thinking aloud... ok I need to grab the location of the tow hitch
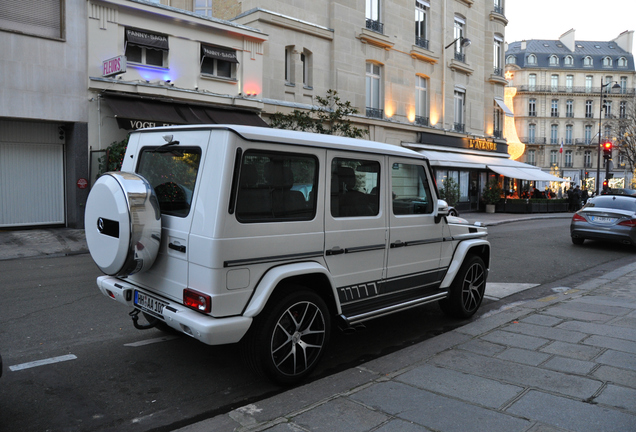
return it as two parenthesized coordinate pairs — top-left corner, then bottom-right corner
(129, 308), (159, 330)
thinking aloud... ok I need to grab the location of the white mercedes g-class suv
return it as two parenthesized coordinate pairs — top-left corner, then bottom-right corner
(85, 125), (489, 384)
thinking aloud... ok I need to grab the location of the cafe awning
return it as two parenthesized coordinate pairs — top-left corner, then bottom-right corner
(417, 148), (566, 182)
(125, 28), (169, 50)
(201, 45), (239, 63)
(103, 94), (268, 130)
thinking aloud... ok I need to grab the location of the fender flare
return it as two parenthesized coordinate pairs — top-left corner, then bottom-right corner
(243, 262), (338, 318)
(440, 239), (490, 288)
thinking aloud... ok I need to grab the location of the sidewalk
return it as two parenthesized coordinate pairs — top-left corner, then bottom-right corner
(0, 212), (573, 261)
(177, 260), (636, 432)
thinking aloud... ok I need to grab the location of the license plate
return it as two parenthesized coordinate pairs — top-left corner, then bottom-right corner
(134, 291), (167, 318)
(591, 216), (616, 224)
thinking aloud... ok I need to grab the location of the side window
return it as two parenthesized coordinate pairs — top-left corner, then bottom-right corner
(392, 163), (433, 215)
(235, 150), (317, 222)
(137, 147), (202, 217)
(330, 158), (380, 218)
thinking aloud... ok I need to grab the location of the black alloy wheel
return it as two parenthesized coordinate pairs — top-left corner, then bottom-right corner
(439, 255), (486, 319)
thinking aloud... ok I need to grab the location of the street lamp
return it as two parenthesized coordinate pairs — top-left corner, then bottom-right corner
(596, 81), (621, 194)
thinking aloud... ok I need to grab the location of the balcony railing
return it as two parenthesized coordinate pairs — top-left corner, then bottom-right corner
(453, 122), (465, 133)
(566, 112), (574, 118)
(415, 36), (429, 50)
(366, 19), (384, 34)
(415, 115), (429, 126)
(518, 85), (636, 95)
(492, 129), (502, 139)
(366, 107), (383, 119)
(564, 163), (573, 168)
(585, 112), (594, 118)
(493, 67), (503, 76)
(528, 111), (537, 117)
(493, 5), (504, 15)
(454, 51), (466, 62)
(551, 111), (559, 117)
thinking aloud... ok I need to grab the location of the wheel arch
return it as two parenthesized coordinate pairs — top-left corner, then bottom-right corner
(242, 262), (340, 318)
(440, 240), (490, 288)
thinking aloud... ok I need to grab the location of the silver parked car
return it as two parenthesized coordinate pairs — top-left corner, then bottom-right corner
(570, 195), (636, 247)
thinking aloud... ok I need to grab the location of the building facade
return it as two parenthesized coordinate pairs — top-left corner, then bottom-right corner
(206, 0), (515, 212)
(0, 0), (89, 228)
(505, 29), (636, 192)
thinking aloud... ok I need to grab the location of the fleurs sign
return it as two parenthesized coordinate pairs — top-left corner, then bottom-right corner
(102, 55), (127, 77)
(468, 138), (497, 152)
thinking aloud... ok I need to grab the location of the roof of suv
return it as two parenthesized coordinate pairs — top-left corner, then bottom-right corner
(137, 124), (426, 160)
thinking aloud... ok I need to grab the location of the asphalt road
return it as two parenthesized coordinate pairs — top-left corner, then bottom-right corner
(0, 219), (634, 432)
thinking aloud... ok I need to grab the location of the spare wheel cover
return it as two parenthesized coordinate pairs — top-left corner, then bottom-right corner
(85, 172), (161, 276)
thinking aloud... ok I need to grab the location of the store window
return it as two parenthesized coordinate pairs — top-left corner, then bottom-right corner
(435, 170), (469, 203)
(125, 28), (168, 67)
(201, 44), (238, 79)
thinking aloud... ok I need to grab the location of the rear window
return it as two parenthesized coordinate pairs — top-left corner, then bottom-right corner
(586, 196), (636, 212)
(137, 147), (202, 217)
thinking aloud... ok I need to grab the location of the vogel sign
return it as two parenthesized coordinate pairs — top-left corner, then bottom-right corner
(102, 55), (127, 77)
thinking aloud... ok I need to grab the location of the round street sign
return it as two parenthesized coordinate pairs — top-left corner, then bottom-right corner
(77, 178), (88, 189)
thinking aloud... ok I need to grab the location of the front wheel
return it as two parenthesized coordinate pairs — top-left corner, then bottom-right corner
(439, 255), (487, 319)
(242, 288), (331, 385)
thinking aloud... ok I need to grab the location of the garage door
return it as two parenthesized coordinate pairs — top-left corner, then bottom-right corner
(0, 120), (64, 227)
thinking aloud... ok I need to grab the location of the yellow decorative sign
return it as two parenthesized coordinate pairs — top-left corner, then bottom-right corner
(468, 139), (497, 152)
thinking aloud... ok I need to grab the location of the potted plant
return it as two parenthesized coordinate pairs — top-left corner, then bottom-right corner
(482, 179), (503, 213)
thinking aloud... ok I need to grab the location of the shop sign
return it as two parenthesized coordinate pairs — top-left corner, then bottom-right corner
(468, 138), (497, 152)
(116, 118), (178, 130)
(102, 55), (127, 77)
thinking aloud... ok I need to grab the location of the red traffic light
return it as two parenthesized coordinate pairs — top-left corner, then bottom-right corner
(602, 141), (613, 158)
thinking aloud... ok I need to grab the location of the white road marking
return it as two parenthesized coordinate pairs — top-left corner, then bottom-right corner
(124, 335), (178, 347)
(485, 282), (539, 300)
(9, 354), (77, 371)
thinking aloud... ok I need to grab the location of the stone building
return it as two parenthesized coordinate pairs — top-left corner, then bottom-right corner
(164, 0), (527, 212)
(505, 29), (636, 192)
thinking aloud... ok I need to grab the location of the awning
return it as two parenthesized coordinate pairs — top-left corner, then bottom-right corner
(417, 148), (567, 182)
(487, 165), (566, 182)
(125, 28), (169, 50)
(495, 98), (514, 117)
(201, 45), (239, 63)
(103, 95), (268, 130)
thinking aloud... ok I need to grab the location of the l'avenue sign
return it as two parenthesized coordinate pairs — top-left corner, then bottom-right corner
(468, 138), (497, 152)
(102, 55), (127, 77)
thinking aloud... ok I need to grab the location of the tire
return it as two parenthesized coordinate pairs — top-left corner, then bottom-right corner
(242, 288), (331, 386)
(439, 255), (487, 319)
(571, 237), (585, 245)
(85, 172), (161, 276)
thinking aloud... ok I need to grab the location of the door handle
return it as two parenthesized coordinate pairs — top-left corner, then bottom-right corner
(326, 247), (345, 256)
(390, 240), (406, 248)
(169, 242), (186, 253)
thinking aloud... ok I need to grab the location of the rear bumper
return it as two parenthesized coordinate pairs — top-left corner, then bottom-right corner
(96, 276), (252, 345)
(570, 224), (636, 245)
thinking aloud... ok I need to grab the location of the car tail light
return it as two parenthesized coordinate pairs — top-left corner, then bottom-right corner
(183, 289), (211, 313)
(618, 219), (636, 227)
(572, 213), (586, 222)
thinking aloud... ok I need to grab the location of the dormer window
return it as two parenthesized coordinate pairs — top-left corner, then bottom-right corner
(583, 56), (593, 67)
(618, 57), (628, 67)
(564, 55), (573, 66)
(549, 55), (559, 66)
(506, 55), (516, 65)
(603, 56), (613, 67)
(528, 54), (537, 65)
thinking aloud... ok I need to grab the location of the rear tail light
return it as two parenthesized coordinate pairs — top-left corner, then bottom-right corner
(618, 219), (636, 227)
(572, 213), (586, 222)
(183, 289), (212, 313)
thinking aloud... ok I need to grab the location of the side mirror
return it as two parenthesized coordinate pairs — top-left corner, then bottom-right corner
(435, 199), (449, 223)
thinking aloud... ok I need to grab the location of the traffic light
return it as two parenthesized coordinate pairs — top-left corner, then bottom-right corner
(602, 179), (609, 192)
(602, 141), (613, 159)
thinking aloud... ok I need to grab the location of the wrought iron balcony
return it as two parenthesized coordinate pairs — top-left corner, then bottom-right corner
(366, 107), (383, 119)
(493, 67), (503, 77)
(517, 85), (636, 95)
(493, 5), (504, 15)
(453, 122), (465, 133)
(492, 129), (502, 139)
(528, 111), (537, 117)
(454, 51), (466, 62)
(415, 37), (429, 50)
(585, 112), (594, 118)
(415, 115), (429, 126)
(566, 112), (574, 118)
(564, 162), (573, 168)
(366, 19), (384, 34)
(551, 111), (559, 117)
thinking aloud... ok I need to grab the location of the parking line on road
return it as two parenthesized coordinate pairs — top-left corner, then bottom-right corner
(9, 354), (77, 371)
(124, 335), (179, 347)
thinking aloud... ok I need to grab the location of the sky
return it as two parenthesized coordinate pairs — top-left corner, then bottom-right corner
(504, 0), (636, 44)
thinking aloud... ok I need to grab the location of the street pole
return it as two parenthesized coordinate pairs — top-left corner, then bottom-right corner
(596, 81), (621, 194)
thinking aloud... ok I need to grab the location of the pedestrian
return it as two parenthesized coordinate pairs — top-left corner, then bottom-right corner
(566, 186), (574, 211)
(581, 186), (589, 205)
